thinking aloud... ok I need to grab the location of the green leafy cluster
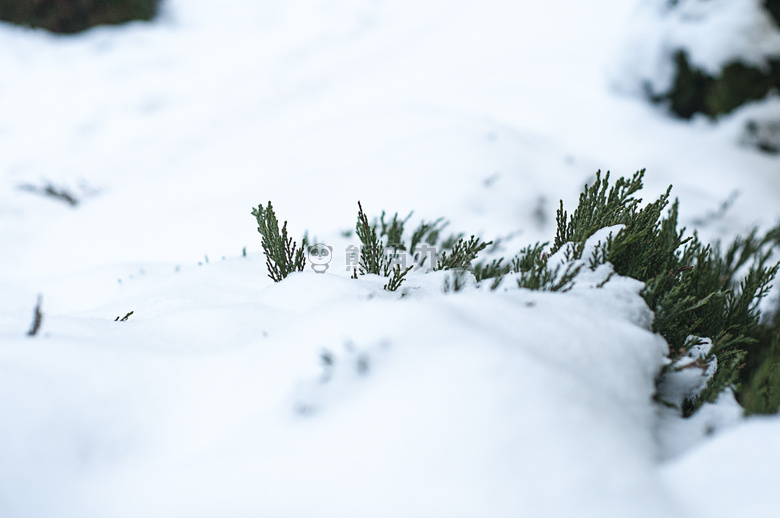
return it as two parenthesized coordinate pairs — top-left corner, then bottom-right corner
(477, 170), (780, 415)
(473, 258), (511, 283)
(663, 232), (780, 414)
(355, 202), (387, 276)
(434, 235), (491, 271)
(251, 202), (306, 282)
(252, 176), (780, 416)
(474, 237), (585, 292)
(442, 269), (470, 293)
(740, 305), (780, 414)
(354, 202), (490, 291)
(384, 265), (413, 292)
(516, 245), (582, 292)
(552, 170), (681, 285)
(354, 202), (415, 291)
(0, 0), (159, 34)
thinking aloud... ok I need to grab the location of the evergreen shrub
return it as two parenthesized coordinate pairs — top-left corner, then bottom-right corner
(0, 0), (160, 34)
(765, 0), (780, 27)
(251, 202), (306, 282)
(646, 1), (780, 121)
(480, 170), (780, 415)
(659, 50), (780, 120)
(253, 172), (780, 415)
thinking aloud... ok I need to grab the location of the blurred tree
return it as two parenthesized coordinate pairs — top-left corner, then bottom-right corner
(0, 0), (159, 34)
(652, 1), (780, 121)
(667, 51), (780, 120)
(766, 0), (780, 27)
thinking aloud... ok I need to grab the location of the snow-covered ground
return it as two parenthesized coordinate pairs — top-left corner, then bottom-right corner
(1, 1), (779, 516)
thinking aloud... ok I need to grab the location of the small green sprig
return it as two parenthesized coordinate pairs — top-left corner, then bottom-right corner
(252, 201), (306, 282)
(435, 235), (491, 271)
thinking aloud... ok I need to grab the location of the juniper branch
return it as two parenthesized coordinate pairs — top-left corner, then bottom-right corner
(252, 201), (306, 282)
(356, 201), (385, 275)
(435, 235), (491, 271)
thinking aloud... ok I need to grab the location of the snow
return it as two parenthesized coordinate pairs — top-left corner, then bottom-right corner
(2, 260), (680, 517)
(657, 336), (717, 409)
(664, 416), (780, 518)
(1, 1), (780, 517)
(655, 389), (744, 461)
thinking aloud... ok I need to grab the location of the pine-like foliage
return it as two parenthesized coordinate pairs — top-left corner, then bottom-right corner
(740, 303), (780, 414)
(434, 236), (491, 271)
(410, 218), (447, 253)
(384, 264), (414, 292)
(380, 210), (413, 250)
(553, 170), (679, 284)
(356, 202), (386, 276)
(626, 218), (778, 414)
(554, 171), (644, 251)
(442, 269), (470, 293)
(251, 202), (306, 282)
(473, 258), (512, 290)
(474, 239), (581, 292)
(515, 244), (582, 292)
(473, 258), (511, 282)
(355, 202), (414, 291)
(354, 202), (492, 291)
(252, 179), (780, 416)
(484, 169), (780, 415)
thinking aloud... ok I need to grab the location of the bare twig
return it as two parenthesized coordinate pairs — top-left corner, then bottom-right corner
(27, 295), (43, 336)
(115, 311), (134, 322)
(18, 182), (79, 207)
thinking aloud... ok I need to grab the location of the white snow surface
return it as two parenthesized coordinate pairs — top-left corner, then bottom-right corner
(2, 1), (780, 517)
(2, 264), (678, 517)
(664, 415), (780, 518)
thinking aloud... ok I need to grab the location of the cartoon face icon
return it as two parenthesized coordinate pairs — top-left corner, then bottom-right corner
(308, 243), (333, 273)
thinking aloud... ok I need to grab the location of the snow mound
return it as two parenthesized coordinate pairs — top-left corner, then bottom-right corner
(663, 416), (780, 518)
(0, 253), (680, 517)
